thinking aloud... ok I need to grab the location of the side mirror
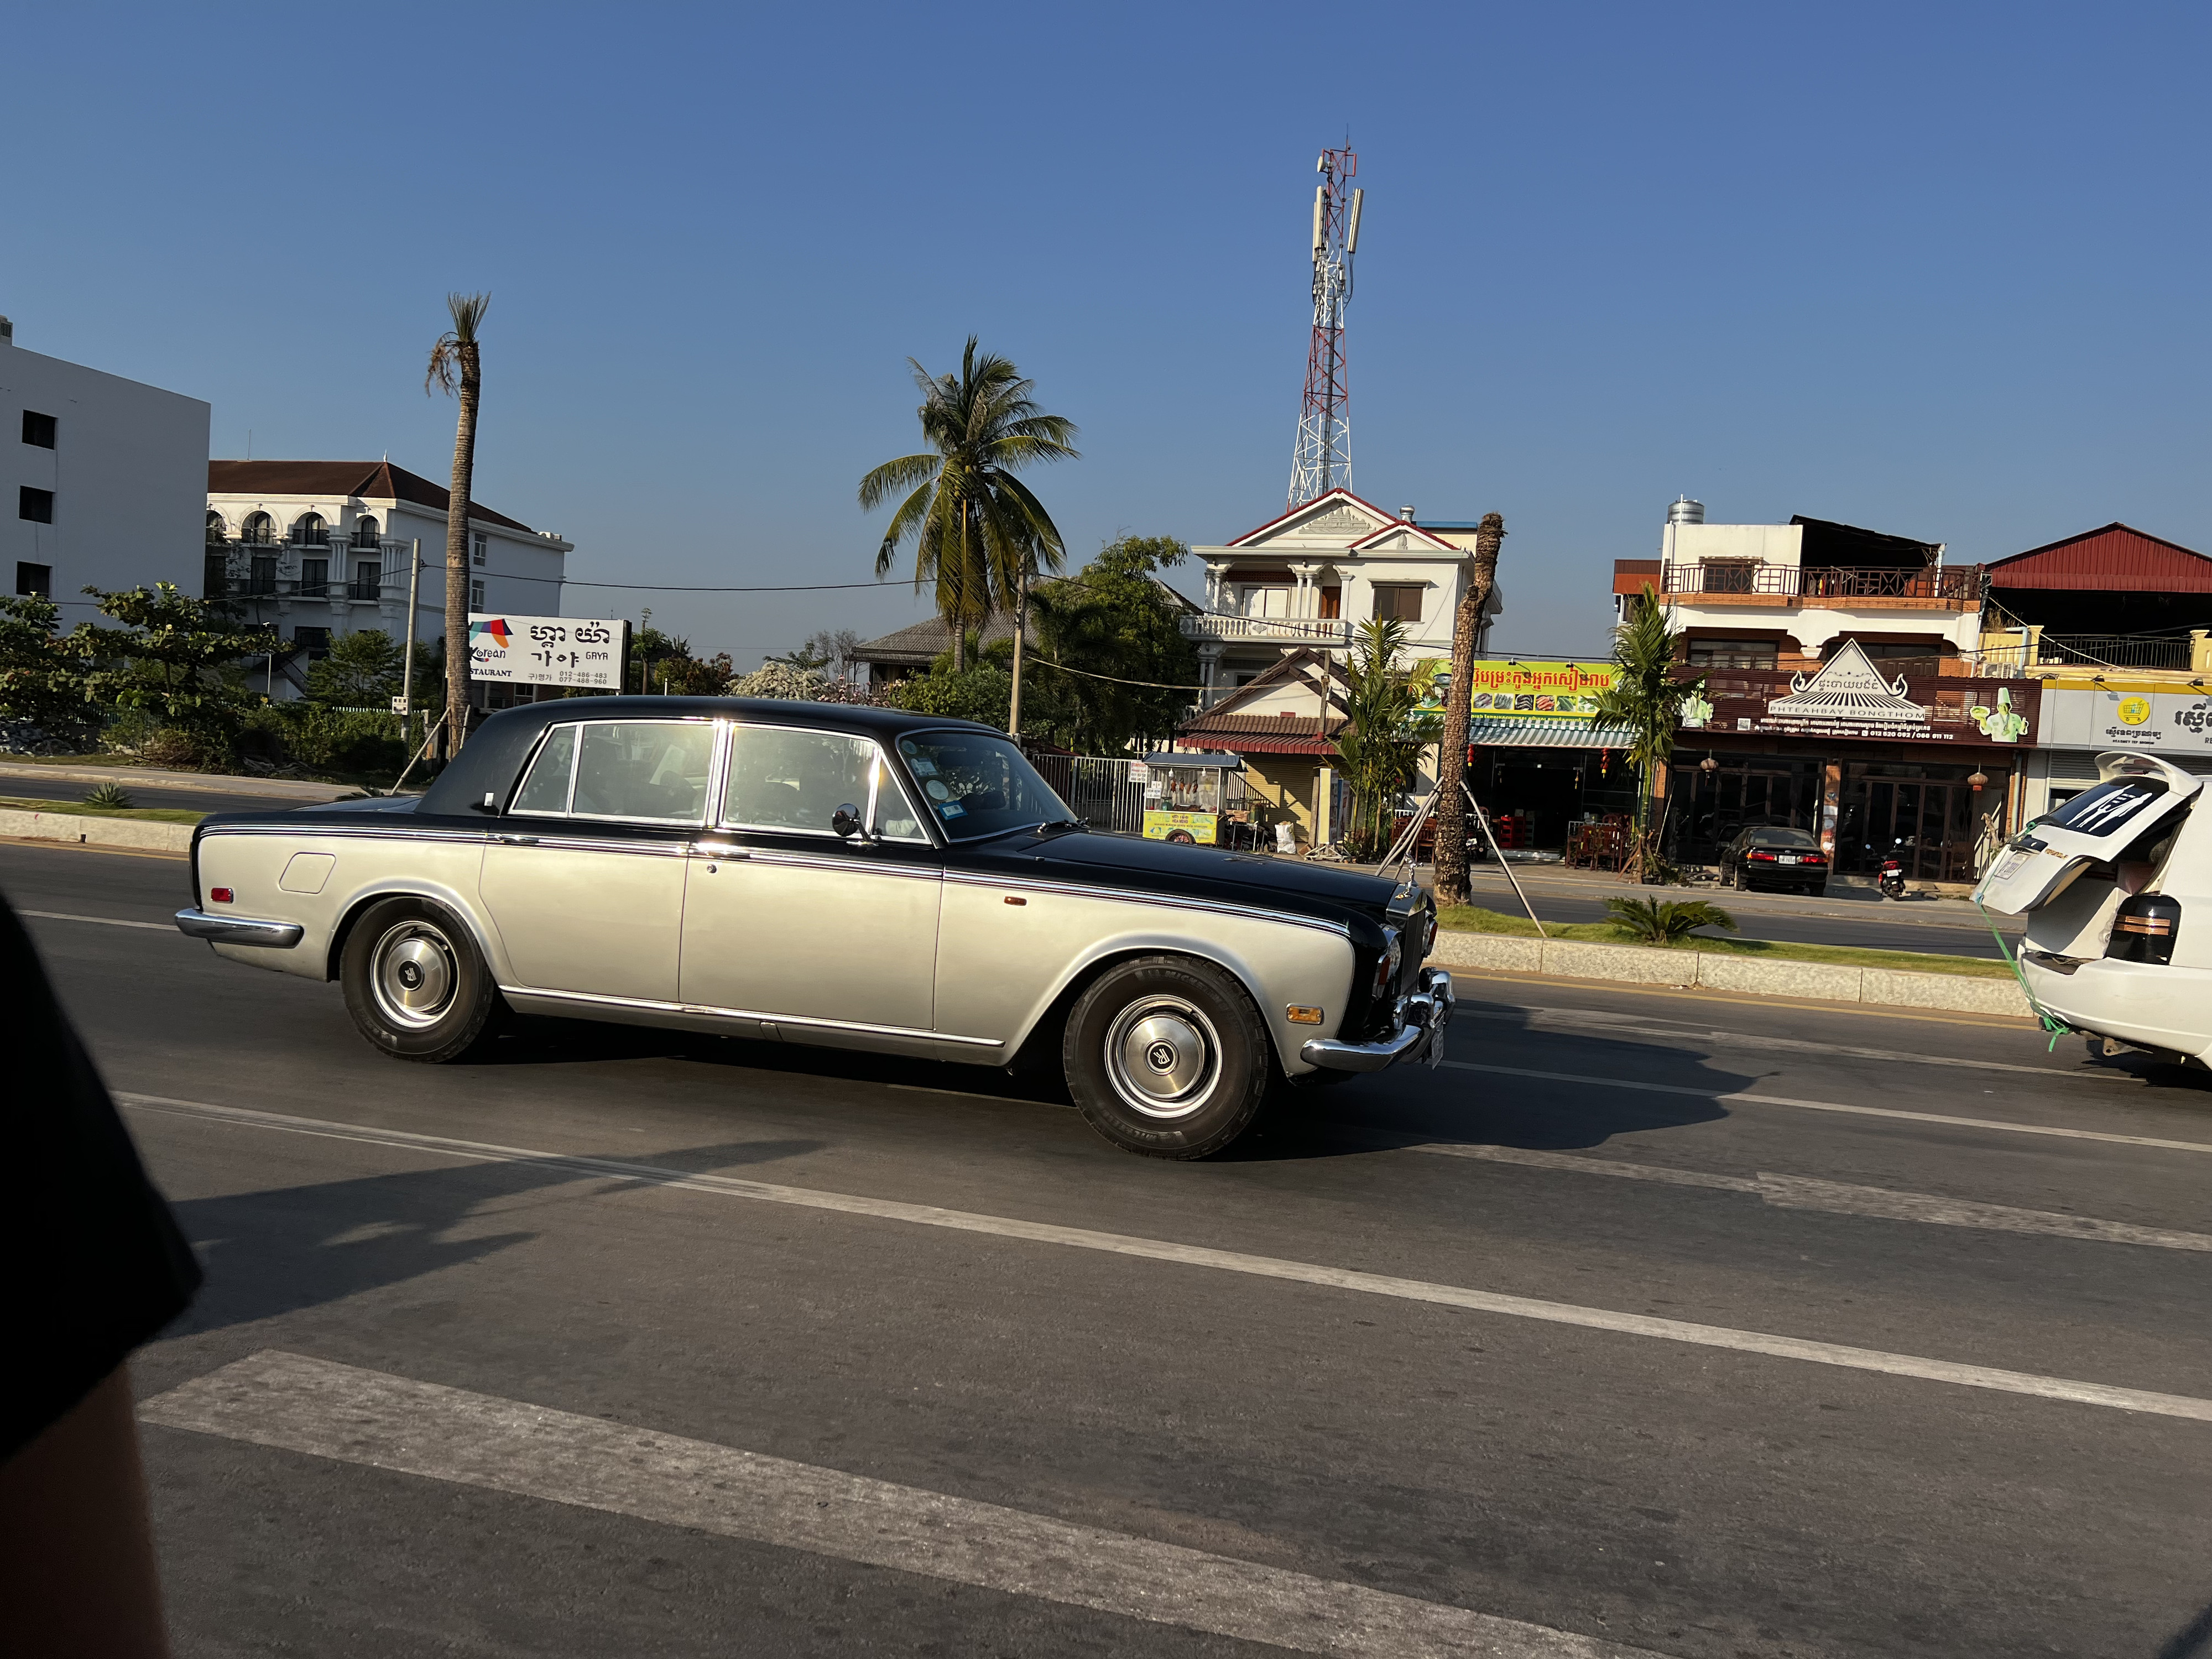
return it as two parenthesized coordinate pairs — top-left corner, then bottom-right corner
(831, 804), (864, 839)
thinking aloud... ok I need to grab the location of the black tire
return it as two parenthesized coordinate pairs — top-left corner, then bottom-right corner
(1166, 830), (1196, 845)
(1062, 955), (1273, 1159)
(341, 896), (503, 1063)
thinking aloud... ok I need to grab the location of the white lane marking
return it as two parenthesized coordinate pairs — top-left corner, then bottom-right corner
(143, 1352), (1656, 1659)
(1411, 1144), (2212, 1250)
(20, 908), (175, 931)
(1452, 1005), (2121, 1081)
(1443, 1061), (2212, 1155)
(119, 1092), (2212, 1423)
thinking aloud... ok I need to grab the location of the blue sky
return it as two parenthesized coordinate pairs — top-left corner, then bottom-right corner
(7, 2), (2206, 660)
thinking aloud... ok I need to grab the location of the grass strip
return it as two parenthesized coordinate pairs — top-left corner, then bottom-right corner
(0, 796), (205, 825)
(1434, 904), (2012, 980)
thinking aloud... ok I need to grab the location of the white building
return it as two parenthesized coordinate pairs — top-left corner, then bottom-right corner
(1183, 488), (1503, 703)
(1, 317), (211, 619)
(205, 460), (571, 697)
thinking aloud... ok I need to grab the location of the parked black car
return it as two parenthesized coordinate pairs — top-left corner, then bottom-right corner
(1719, 825), (1829, 894)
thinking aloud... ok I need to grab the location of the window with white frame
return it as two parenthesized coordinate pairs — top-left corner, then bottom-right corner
(471, 579), (486, 610)
(472, 531), (488, 566)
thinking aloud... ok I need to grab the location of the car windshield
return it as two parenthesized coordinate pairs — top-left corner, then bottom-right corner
(1744, 827), (1817, 848)
(896, 729), (1076, 841)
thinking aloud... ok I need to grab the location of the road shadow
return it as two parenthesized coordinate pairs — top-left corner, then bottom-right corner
(169, 1134), (823, 1336)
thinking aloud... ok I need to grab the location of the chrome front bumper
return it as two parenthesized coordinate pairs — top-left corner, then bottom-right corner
(175, 907), (304, 948)
(1300, 968), (1454, 1073)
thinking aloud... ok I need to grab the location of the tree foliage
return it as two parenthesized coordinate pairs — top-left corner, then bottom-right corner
(729, 660), (832, 701)
(1331, 619), (1442, 858)
(1602, 896), (1736, 945)
(1026, 535), (1199, 756)
(67, 583), (277, 736)
(305, 629), (404, 706)
(859, 338), (1078, 669)
(0, 593), (85, 728)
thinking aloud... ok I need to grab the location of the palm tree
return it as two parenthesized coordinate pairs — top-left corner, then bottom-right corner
(1332, 618), (1442, 859)
(427, 291), (489, 754)
(1592, 582), (1707, 881)
(1433, 512), (1505, 905)
(858, 340), (1077, 729)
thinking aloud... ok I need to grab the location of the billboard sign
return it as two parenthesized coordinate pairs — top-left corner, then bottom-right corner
(1422, 660), (1616, 719)
(2041, 685), (2212, 754)
(469, 614), (629, 690)
(1681, 643), (2039, 747)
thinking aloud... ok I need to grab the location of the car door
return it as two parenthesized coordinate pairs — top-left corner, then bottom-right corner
(477, 717), (719, 1003)
(678, 722), (943, 1051)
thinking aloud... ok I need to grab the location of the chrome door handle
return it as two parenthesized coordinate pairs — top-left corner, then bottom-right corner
(497, 834), (539, 846)
(692, 844), (748, 860)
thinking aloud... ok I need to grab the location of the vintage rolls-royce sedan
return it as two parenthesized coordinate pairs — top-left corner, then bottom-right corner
(175, 698), (1449, 1157)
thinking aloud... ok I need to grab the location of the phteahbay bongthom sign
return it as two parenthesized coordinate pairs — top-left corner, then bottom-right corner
(469, 614), (629, 690)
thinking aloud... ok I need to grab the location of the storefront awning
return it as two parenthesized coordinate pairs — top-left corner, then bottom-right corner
(1468, 719), (1636, 749)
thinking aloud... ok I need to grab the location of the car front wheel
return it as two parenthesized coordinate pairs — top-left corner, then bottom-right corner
(1062, 955), (1274, 1159)
(341, 896), (503, 1063)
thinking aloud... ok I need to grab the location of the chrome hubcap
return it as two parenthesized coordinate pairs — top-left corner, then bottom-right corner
(1104, 995), (1221, 1120)
(370, 921), (458, 1030)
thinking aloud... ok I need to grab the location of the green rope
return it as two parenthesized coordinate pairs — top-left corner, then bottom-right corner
(1975, 896), (2077, 1051)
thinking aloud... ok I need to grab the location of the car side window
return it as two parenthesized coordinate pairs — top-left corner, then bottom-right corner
(722, 726), (928, 843)
(510, 725), (579, 815)
(568, 721), (716, 823)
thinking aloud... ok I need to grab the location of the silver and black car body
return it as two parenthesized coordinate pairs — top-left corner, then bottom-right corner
(176, 698), (1449, 1157)
(1974, 750), (2211, 1065)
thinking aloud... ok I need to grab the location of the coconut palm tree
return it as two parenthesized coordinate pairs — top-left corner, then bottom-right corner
(1592, 582), (1707, 881)
(1433, 512), (1505, 905)
(858, 340), (1077, 727)
(427, 291), (489, 754)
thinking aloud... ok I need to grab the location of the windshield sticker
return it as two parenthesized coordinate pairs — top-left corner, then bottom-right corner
(938, 801), (966, 818)
(909, 758), (938, 777)
(924, 778), (951, 801)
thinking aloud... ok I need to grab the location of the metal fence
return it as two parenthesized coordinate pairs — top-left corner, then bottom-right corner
(1025, 752), (1147, 834)
(1660, 562), (1981, 601)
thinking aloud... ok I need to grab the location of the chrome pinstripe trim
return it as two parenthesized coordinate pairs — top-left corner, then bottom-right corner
(742, 848), (943, 881)
(492, 833), (691, 858)
(499, 984), (1001, 1047)
(196, 823), (488, 847)
(941, 870), (1352, 937)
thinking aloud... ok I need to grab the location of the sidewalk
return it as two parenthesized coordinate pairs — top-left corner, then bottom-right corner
(0, 759), (367, 803)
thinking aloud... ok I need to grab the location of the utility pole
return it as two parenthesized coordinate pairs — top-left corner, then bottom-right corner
(400, 538), (421, 753)
(1433, 513), (1506, 907)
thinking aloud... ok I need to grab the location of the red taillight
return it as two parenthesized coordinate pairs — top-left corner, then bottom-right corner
(1749, 851), (1777, 862)
(210, 888), (233, 904)
(1803, 855), (1827, 865)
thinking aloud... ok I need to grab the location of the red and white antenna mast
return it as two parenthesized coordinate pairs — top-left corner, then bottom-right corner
(1288, 145), (1363, 507)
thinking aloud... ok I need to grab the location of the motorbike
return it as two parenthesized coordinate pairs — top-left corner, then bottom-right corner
(1877, 854), (1908, 899)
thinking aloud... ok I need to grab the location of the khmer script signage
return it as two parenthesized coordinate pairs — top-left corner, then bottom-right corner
(469, 613), (630, 690)
(2040, 685), (2212, 754)
(1681, 641), (2039, 745)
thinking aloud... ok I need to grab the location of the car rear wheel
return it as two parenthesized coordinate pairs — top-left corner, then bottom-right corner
(1062, 955), (1272, 1159)
(341, 896), (502, 1063)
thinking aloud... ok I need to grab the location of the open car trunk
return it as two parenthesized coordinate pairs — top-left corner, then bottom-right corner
(1974, 753), (2202, 917)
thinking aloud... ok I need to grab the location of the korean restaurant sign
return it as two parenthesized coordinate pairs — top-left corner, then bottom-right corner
(469, 613), (630, 690)
(1420, 660), (1617, 719)
(1679, 640), (2038, 746)
(2041, 684), (2212, 755)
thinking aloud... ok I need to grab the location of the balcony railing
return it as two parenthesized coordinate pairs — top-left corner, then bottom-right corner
(1661, 562), (1981, 602)
(1180, 614), (1354, 645)
(1973, 634), (2196, 673)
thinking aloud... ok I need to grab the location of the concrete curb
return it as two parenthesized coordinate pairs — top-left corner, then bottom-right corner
(0, 808), (197, 853)
(1429, 928), (2031, 1018)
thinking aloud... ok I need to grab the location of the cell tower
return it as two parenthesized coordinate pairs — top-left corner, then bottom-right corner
(1287, 145), (1363, 508)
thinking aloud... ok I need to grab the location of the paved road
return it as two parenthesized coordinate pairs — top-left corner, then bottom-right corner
(8, 838), (2209, 1659)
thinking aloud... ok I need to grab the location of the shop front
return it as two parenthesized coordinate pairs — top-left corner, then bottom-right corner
(1438, 660), (1640, 853)
(1660, 641), (2040, 881)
